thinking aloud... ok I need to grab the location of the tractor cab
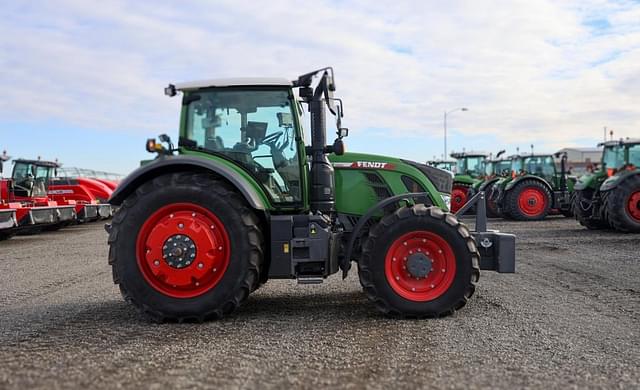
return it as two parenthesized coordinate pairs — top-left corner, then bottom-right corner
(600, 138), (640, 176)
(521, 155), (558, 184)
(9, 159), (58, 202)
(450, 152), (487, 179)
(485, 159), (511, 178)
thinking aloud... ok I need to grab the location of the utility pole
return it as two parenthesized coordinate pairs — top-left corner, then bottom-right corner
(444, 107), (468, 160)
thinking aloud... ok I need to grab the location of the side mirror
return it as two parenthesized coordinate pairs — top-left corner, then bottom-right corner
(338, 128), (349, 138)
(158, 134), (171, 143)
(331, 138), (346, 156)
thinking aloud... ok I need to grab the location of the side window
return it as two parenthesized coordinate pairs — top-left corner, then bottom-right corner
(183, 89), (302, 204)
(248, 106), (300, 201)
(629, 146), (640, 166)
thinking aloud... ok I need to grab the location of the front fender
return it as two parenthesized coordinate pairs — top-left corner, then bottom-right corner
(479, 177), (501, 192)
(505, 175), (552, 194)
(109, 155), (269, 210)
(600, 170), (640, 192)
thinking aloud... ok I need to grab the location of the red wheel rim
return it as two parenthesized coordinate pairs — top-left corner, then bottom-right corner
(384, 231), (456, 302)
(136, 203), (230, 298)
(627, 191), (640, 222)
(451, 185), (468, 213)
(518, 187), (547, 217)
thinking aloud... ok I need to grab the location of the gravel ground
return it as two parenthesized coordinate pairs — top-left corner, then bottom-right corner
(0, 217), (639, 389)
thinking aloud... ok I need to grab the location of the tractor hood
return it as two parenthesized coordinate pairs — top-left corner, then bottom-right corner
(329, 152), (453, 194)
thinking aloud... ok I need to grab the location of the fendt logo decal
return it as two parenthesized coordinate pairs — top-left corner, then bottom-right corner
(333, 161), (396, 170)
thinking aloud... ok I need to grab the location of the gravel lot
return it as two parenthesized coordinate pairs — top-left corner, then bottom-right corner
(1, 217), (639, 389)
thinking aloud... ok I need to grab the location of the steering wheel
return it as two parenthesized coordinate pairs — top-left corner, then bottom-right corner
(262, 131), (283, 146)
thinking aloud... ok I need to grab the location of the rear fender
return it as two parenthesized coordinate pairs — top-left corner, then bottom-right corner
(504, 175), (553, 195)
(600, 170), (640, 192)
(109, 156), (269, 210)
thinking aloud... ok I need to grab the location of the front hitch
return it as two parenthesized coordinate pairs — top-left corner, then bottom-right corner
(455, 191), (516, 273)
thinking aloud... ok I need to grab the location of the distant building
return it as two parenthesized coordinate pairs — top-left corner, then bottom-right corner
(555, 147), (602, 175)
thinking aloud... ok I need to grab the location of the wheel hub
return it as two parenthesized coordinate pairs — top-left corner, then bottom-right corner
(627, 191), (640, 221)
(136, 203), (230, 299)
(163, 234), (197, 269)
(384, 231), (457, 302)
(406, 253), (432, 278)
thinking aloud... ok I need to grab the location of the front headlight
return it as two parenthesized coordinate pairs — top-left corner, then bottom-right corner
(441, 194), (451, 211)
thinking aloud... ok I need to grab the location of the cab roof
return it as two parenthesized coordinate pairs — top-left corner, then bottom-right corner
(13, 159), (60, 168)
(598, 138), (640, 147)
(173, 77), (292, 92)
(450, 151), (488, 158)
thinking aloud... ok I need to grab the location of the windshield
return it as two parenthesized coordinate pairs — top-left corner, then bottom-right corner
(522, 156), (555, 178)
(435, 161), (454, 171)
(511, 158), (523, 173)
(12, 162), (52, 197)
(182, 88), (302, 204)
(602, 145), (624, 169)
(457, 156), (484, 177)
(495, 160), (511, 176)
(628, 144), (640, 167)
(484, 161), (494, 176)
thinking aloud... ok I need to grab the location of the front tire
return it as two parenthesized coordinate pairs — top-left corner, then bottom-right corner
(107, 172), (264, 322)
(358, 205), (480, 318)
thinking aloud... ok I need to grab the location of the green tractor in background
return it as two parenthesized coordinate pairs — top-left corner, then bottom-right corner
(573, 138), (640, 232)
(106, 68), (516, 321)
(490, 153), (574, 220)
(449, 151), (487, 213)
(468, 151), (510, 217)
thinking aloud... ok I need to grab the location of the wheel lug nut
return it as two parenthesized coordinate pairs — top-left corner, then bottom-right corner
(213, 268), (217, 272)
(169, 214), (174, 218)
(395, 276), (400, 280)
(392, 257), (396, 262)
(403, 242), (407, 246)
(210, 225), (215, 229)
(178, 224), (184, 229)
(192, 213), (196, 217)
(153, 260), (160, 266)
(218, 246), (223, 251)
(197, 263), (204, 269)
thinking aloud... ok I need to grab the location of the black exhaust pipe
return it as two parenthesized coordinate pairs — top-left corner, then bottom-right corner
(308, 72), (335, 214)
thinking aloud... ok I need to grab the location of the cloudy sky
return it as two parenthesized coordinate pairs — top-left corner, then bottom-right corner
(1, 0), (639, 174)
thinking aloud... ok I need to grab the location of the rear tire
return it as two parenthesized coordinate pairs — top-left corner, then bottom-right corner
(107, 172), (264, 322)
(504, 180), (551, 221)
(358, 204), (480, 318)
(604, 175), (640, 233)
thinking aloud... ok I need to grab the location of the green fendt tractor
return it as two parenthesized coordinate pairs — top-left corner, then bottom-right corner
(449, 151), (487, 213)
(573, 138), (640, 232)
(469, 151), (510, 217)
(106, 68), (515, 321)
(490, 153), (573, 220)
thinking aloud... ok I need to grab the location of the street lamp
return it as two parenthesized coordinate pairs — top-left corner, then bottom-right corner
(444, 107), (468, 159)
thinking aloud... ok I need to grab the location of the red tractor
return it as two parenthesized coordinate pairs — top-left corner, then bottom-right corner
(49, 166), (115, 220)
(0, 154), (76, 239)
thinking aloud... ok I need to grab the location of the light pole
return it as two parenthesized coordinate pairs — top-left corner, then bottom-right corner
(444, 107), (468, 159)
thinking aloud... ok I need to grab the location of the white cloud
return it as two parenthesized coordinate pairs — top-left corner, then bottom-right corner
(0, 0), (639, 166)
